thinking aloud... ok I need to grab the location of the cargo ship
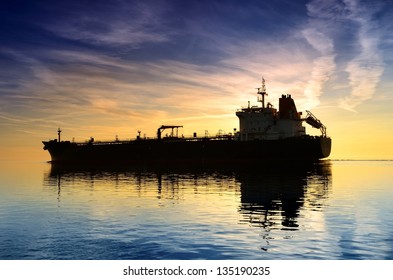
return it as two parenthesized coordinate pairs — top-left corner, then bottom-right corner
(43, 78), (331, 163)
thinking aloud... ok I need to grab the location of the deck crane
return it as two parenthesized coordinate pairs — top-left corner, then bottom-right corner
(157, 125), (183, 139)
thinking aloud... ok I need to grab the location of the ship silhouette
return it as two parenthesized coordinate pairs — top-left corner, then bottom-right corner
(43, 78), (331, 163)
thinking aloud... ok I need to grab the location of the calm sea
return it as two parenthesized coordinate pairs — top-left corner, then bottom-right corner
(0, 159), (392, 260)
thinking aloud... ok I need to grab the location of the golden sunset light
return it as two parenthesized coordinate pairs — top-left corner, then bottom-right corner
(1, 0), (392, 161)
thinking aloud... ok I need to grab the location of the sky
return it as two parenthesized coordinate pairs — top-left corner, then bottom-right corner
(1, 0), (393, 160)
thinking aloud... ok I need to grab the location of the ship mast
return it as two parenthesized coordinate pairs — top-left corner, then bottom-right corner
(257, 77), (267, 108)
(57, 128), (62, 142)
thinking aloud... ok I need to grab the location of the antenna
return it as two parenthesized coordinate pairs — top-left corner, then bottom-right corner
(256, 76), (268, 108)
(57, 128), (62, 142)
(261, 76), (266, 93)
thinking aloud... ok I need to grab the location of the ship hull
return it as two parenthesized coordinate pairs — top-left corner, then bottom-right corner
(43, 136), (331, 164)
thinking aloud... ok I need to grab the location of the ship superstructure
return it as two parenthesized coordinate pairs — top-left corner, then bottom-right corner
(236, 78), (326, 141)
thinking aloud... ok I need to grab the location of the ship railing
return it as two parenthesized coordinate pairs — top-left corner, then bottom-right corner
(72, 134), (235, 146)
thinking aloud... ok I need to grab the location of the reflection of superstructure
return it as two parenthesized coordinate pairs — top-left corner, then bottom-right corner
(238, 161), (331, 229)
(43, 78), (331, 163)
(236, 161), (331, 252)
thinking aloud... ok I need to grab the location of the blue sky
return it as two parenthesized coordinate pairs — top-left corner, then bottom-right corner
(1, 0), (393, 159)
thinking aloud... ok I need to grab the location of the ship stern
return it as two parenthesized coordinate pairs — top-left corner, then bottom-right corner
(320, 137), (332, 159)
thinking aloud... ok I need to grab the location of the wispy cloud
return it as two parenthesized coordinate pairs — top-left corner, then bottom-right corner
(302, 0), (339, 109)
(339, 0), (384, 111)
(1, 0), (390, 146)
(302, 28), (336, 108)
(301, 0), (386, 111)
(43, 1), (173, 48)
(0, 47), (249, 138)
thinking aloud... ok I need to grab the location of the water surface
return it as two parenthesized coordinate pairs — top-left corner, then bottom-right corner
(0, 160), (392, 259)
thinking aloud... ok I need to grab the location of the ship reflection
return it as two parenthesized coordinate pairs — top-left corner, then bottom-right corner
(237, 161), (331, 230)
(44, 161), (331, 233)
